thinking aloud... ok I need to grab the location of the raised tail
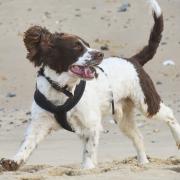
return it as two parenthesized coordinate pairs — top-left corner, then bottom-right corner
(129, 0), (163, 66)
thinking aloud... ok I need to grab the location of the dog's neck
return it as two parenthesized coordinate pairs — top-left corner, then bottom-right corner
(43, 66), (80, 94)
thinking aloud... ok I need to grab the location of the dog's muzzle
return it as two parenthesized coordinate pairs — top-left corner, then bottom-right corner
(69, 51), (104, 80)
(87, 51), (104, 66)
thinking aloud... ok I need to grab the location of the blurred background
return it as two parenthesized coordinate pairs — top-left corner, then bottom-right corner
(0, 0), (180, 178)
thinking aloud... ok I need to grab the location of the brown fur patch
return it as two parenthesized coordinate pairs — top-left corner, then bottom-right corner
(126, 13), (163, 116)
(129, 60), (161, 117)
(23, 26), (89, 73)
(23, 26), (51, 67)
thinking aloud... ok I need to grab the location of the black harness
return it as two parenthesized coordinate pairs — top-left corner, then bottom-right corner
(34, 67), (115, 133)
(34, 68), (86, 132)
(38, 68), (74, 98)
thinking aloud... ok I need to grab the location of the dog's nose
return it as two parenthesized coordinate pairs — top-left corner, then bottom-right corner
(90, 51), (104, 62)
(96, 52), (104, 60)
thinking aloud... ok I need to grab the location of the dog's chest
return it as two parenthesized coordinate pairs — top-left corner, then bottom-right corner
(36, 73), (113, 130)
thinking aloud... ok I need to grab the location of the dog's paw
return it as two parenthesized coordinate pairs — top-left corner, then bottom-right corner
(137, 155), (149, 165)
(82, 158), (95, 169)
(0, 158), (19, 171)
(138, 158), (149, 165)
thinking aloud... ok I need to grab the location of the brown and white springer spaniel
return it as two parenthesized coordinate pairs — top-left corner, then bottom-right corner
(1, 0), (180, 171)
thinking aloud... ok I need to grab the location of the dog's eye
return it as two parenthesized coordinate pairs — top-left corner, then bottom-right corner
(74, 42), (82, 51)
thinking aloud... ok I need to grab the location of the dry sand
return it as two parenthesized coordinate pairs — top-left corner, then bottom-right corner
(0, 0), (180, 179)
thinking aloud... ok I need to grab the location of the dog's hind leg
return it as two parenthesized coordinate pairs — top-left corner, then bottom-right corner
(0, 109), (59, 171)
(80, 127), (101, 169)
(115, 98), (149, 165)
(140, 102), (180, 149)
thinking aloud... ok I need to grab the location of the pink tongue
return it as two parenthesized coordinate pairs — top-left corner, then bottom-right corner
(83, 67), (94, 78)
(71, 66), (94, 78)
(72, 66), (82, 74)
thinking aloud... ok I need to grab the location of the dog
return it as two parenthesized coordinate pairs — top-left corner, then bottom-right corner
(1, 0), (180, 171)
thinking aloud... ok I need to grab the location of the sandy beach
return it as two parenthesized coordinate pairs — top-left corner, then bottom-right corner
(0, 0), (180, 179)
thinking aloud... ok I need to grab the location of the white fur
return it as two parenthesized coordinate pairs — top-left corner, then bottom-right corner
(7, 0), (180, 169)
(148, 0), (162, 17)
(11, 57), (180, 168)
(74, 40), (101, 66)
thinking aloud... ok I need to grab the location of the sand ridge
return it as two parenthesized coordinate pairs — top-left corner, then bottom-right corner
(0, 157), (180, 179)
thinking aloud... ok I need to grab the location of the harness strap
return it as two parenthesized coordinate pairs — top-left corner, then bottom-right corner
(58, 81), (86, 112)
(34, 80), (86, 132)
(34, 88), (57, 114)
(38, 68), (73, 98)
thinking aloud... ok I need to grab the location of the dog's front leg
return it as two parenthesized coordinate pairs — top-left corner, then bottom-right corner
(80, 128), (100, 169)
(0, 112), (59, 171)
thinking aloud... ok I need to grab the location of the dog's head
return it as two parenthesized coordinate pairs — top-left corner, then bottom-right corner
(24, 26), (104, 80)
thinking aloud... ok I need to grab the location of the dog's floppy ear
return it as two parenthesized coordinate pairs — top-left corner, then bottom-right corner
(23, 26), (51, 67)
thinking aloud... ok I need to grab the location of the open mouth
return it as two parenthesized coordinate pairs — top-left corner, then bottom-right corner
(69, 65), (96, 79)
